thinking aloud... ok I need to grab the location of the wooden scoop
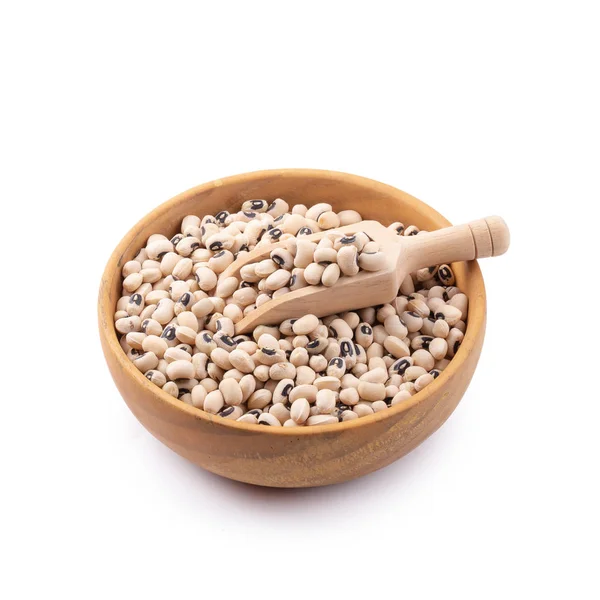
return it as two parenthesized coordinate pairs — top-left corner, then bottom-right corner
(232, 216), (509, 334)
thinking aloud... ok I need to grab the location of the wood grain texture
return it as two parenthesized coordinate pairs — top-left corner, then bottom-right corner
(98, 169), (487, 488)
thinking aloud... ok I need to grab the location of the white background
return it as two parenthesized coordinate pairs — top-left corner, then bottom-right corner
(1, 2), (599, 598)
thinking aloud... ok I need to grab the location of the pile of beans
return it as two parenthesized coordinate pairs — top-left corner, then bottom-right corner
(114, 199), (468, 426)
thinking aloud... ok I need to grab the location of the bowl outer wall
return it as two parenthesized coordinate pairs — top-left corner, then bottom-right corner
(98, 169), (486, 487)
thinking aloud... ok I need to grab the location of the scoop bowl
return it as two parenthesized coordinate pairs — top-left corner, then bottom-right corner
(98, 169), (486, 488)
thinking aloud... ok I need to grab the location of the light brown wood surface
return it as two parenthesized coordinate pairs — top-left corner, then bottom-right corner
(235, 216), (508, 333)
(98, 169), (487, 488)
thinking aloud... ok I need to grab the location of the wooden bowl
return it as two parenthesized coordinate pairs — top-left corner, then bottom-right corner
(98, 169), (486, 487)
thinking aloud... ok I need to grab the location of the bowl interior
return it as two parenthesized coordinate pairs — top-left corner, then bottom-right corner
(100, 169), (484, 432)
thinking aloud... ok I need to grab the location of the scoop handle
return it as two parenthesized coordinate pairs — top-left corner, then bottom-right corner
(402, 216), (510, 272)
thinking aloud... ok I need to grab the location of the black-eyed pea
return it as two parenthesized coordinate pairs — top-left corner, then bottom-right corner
(215, 317), (235, 337)
(164, 357), (194, 380)
(210, 347), (232, 370)
(142, 369), (166, 388)
(326, 357), (346, 379)
(163, 381), (179, 398)
(455, 320), (467, 333)
(407, 298), (430, 318)
(313, 247), (337, 265)
(351, 364), (368, 377)
(416, 265), (439, 282)
(316, 210), (339, 230)
(141, 318), (162, 336)
(288, 397), (309, 424)
(153, 298), (175, 325)
(217, 406), (243, 420)
(357, 381), (386, 401)
(290, 347), (309, 366)
(359, 367), (388, 384)
(122, 260), (141, 278)
(202, 390), (224, 414)
(264, 269), (291, 291)
(200, 379), (219, 394)
(366, 355), (386, 370)
(337, 245), (360, 277)
(338, 387), (359, 406)
(175, 311), (198, 332)
(205, 232), (234, 252)
(142, 335), (168, 358)
(126, 332), (146, 350)
(354, 323), (373, 347)
(139, 305), (157, 321)
(207, 362), (224, 382)
(212, 332), (237, 352)
(253, 364), (270, 383)
(383, 336), (410, 359)
(195, 267), (217, 292)
(404, 366), (427, 382)
(215, 276), (238, 299)
(415, 373), (435, 392)
(195, 331), (217, 354)
(366, 342), (384, 360)
(383, 314), (408, 339)
(190, 353), (207, 380)
(389, 356), (414, 377)
(387, 374), (403, 388)
(358, 250), (386, 271)
(313, 376), (341, 392)
(412, 349), (435, 371)
(296, 365), (316, 385)
(272, 286), (291, 299)
(391, 390), (412, 406)
(169, 280), (190, 303)
(239, 374), (256, 402)
(223, 368), (244, 382)
(374, 305), (394, 324)
(164, 347), (192, 364)
(290, 314), (318, 336)
(115, 316), (142, 334)
(419, 317), (436, 336)
(446, 328), (464, 357)
(218, 378), (243, 406)
(152, 275), (174, 292)
(269, 362), (296, 381)
(410, 335), (433, 351)
(271, 378), (293, 404)
(304, 415), (337, 426)
(323, 340), (341, 361)
(429, 338), (448, 360)
(228, 348), (255, 373)
(248, 389), (272, 410)
(400, 274), (415, 295)
(435, 304), (462, 326)
(437, 264), (455, 285)
(305, 337), (328, 356)
(123, 272), (143, 293)
(292, 335), (309, 349)
(191, 297), (214, 320)
(146, 238), (174, 260)
(269, 402), (291, 424)
(399, 382), (417, 395)
(237, 413), (258, 424)
(303, 262), (325, 285)
(431, 318), (449, 339)
(256, 412), (281, 426)
(385, 384), (399, 399)
(354, 403), (374, 418)
(319, 263), (339, 287)
(401, 311), (423, 332)
(369, 400), (386, 413)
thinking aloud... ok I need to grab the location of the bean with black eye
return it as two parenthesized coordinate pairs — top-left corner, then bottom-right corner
(327, 357), (346, 379)
(437, 264), (455, 285)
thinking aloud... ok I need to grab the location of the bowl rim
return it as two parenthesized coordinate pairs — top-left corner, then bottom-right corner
(98, 168), (486, 436)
